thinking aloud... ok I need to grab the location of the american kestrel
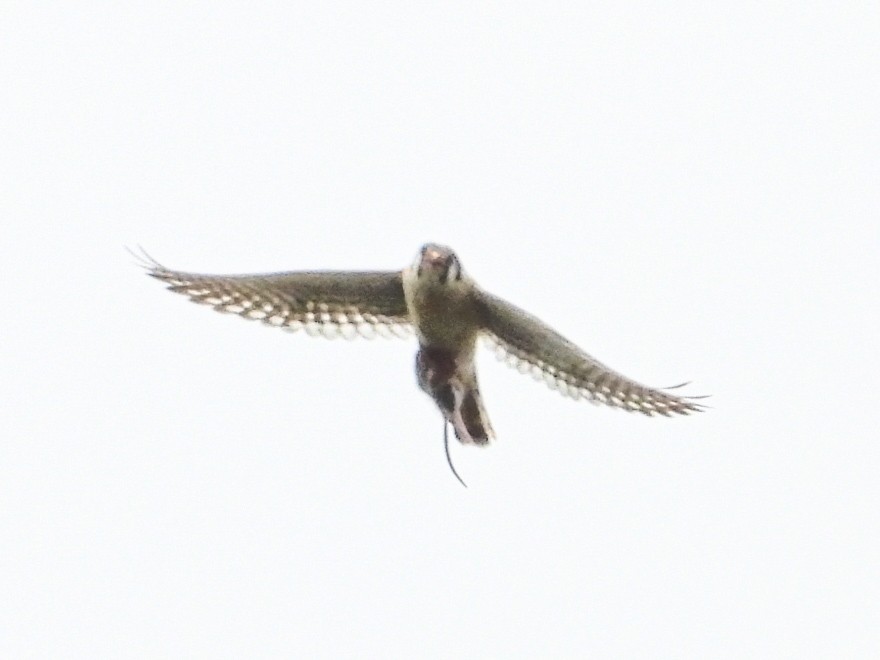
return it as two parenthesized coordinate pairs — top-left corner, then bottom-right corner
(135, 243), (704, 484)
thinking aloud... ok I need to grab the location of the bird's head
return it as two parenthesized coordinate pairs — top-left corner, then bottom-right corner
(412, 243), (464, 285)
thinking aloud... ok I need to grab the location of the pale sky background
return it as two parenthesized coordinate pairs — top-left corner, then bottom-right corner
(2, 2), (878, 658)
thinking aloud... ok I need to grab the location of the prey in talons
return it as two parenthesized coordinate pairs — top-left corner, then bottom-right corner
(415, 346), (493, 487)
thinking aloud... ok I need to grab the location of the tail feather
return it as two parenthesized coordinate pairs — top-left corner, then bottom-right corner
(452, 387), (493, 446)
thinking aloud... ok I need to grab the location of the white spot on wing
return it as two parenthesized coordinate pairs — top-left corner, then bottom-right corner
(390, 324), (411, 339)
(357, 324), (376, 339)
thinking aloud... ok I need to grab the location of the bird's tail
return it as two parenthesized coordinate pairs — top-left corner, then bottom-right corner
(450, 383), (494, 446)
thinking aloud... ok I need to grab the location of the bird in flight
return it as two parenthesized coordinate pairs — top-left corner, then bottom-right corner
(134, 243), (705, 485)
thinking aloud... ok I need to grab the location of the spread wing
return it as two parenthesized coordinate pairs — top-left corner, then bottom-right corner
(133, 249), (411, 339)
(475, 289), (705, 416)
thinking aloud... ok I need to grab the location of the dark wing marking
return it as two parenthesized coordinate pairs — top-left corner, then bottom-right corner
(475, 289), (705, 416)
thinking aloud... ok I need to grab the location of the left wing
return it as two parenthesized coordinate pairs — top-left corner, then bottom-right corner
(475, 289), (705, 416)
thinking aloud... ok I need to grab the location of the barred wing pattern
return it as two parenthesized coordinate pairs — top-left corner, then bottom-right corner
(476, 290), (704, 416)
(139, 253), (411, 340)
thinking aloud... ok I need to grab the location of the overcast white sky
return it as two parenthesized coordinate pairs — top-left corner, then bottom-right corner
(2, 1), (878, 657)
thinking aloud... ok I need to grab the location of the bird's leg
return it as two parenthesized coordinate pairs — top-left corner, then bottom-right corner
(433, 380), (478, 446)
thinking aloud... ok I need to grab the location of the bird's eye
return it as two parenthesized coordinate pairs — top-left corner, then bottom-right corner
(443, 254), (461, 283)
(446, 254), (461, 281)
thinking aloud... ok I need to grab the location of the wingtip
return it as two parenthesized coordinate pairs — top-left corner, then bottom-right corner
(662, 381), (691, 390)
(661, 382), (712, 411)
(677, 397), (711, 414)
(125, 244), (165, 272)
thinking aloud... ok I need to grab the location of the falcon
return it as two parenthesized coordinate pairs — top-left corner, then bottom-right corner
(134, 243), (705, 485)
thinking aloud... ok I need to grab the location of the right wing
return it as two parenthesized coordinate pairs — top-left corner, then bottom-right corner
(133, 249), (411, 339)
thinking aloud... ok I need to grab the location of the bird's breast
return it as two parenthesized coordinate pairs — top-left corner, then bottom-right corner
(403, 272), (479, 352)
